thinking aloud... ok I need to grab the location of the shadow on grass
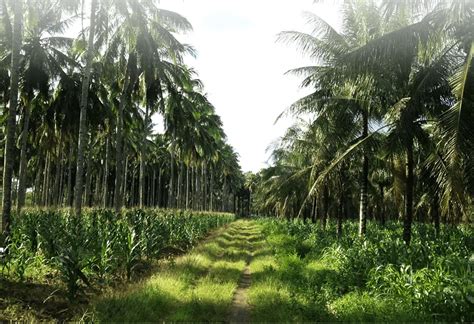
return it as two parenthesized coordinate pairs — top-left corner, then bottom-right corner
(0, 278), (78, 321)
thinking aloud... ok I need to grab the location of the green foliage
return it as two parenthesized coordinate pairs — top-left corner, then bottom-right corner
(91, 220), (253, 322)
(257, 218), (474, 321)
(4, 208), (234, 300)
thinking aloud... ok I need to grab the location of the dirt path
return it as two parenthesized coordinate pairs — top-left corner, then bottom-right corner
(228, 250), (252, 323)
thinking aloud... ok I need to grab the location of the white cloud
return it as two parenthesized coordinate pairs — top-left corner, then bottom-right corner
(158, 0), (341, 172)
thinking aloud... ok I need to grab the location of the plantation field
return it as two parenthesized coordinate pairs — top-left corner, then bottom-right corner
(1, 216), (473, 321)
(250, 219), (474, 322)
(0, 209), (234, 320)
(90, 220), (262, 321)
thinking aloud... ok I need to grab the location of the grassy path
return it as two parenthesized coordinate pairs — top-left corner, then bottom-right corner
(90, 220), (264, 322)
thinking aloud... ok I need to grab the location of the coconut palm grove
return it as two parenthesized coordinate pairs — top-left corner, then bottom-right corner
(0, 0), (473, 321)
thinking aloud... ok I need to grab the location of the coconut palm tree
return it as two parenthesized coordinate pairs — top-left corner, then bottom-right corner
(74, 0), (98, 217)
(1, 0), (22, 244)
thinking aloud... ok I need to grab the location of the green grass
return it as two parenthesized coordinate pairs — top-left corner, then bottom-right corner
(89, 220), (264, 321)
(248, 218), (473, 322)
(0, 209), (235, 321)
(5, 217), (470, 321)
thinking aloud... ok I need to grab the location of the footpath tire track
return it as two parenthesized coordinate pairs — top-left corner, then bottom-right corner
(228, 221), (263, 323)
(228, 251), (252, 323)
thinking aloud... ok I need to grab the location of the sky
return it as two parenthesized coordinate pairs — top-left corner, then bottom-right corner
(156, 0), (341, 172)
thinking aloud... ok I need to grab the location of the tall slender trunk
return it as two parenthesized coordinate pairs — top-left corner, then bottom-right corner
(95, 168), (102, 206)
(66, 144), (74, 207)
(359, 108), (369, 237)
(403, 137), (414, 245)
(2, 0), (22, 241)
(157, 168), (162, 207)
(113, 98), (125, 214)
(168, 152), (175, 209)
(114, 53), (135, 214)
(84, 145), (93, 207)
(53, 132), (64, 206)
(53, 154), (62, 206)
(379, 185), (385, 226)
(42, 153), (50, 206)
(322, 185), (329, 230)
(311, 196), (317, 223)
(202, 163), (206, 210)
(185, 165), (190, 209)
(74, 0), (97, 217)
(33, 160), (43, 206)
(17, 104), (31, 212)
(222, 178), (227, 212)
(196, 166), (201, 210)
(130, 166), (135, 207)
(139, 104), (149, 207)
(59, 158), (66, 206)
(337, 172), (345, 239)
(151, 169), (156, 206)
(210, 168), (214, 211)
(176, 162), (182, 209)
(123, 153), (129, 206)
(194, 167), (198, 210)
(102, 135), (110, 208)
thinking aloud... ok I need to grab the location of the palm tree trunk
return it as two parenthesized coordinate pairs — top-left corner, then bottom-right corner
(53, 153), (62, 206)
(379, 185), (385, 226)
(337, 173), (344, 239)
(358, 108), (369, 236)
(114, 53), (135, 214)
(2, 0), (22, 241)
(139, 104), (149, 207)
(123, 152), (129, 206)
(66, 144), (74, 207)
(42, 153), (51, 206)
(33, 161), (43, 206)
(17, 104), (31, 213)
(53, 132), (64, 206)
(202, 163), (206, 210)
(185, 165), (190, 209)
(177, 162), (182, 209)
(84, 147), (92, 207)
(322, 184), (329, 230)
(74, 0), (97, 216)
(102, 135), (110, 208)
(222, 178), (227, 212)
(403, 137), (414, 245)
(151, 169), (156, 206)
(196, 166), (201, 210)
(210, 168), (214, 211)
(95, 168), (102, 205)
(157, 168), (162, 207)
(130, 166), (135, 207)
(311, 196), (317, 223)
(168, 152), (175, 209)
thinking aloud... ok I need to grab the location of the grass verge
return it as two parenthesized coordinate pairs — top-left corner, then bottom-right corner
(88, 220), (263, 321)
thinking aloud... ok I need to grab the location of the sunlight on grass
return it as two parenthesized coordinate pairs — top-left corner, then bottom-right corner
(328, 291), (419, 322)
(91, 220), (257, 321)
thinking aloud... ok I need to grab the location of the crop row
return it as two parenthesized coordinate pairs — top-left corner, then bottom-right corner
(2, 209), (234, 298)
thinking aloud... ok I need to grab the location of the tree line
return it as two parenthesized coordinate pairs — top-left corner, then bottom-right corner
(0, 0), (244, 243)
(249, 0), (473, 244)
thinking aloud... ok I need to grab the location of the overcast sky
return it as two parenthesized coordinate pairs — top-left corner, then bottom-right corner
(157, 0), (341, 172)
